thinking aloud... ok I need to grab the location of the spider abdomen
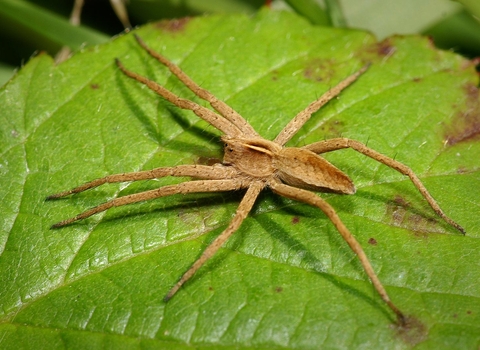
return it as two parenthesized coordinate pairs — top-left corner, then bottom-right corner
(274, 148), (355, 194)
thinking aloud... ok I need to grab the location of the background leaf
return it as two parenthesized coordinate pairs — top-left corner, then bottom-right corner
(0, 0), (109, 55)
(1, 10), (479, 349)
(2, 1), (480, 87)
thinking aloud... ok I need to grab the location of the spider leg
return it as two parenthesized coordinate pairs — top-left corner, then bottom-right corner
(304, 138), (465, 234)
(274, 64), (369, 146)
(115, 59), (242, 137)
(47, 164), (238, 199)
(269, 180), (406, 325)
(50, 178), (248, 228)
(164, 181), (264, 301)
(134, 35), (258, 138)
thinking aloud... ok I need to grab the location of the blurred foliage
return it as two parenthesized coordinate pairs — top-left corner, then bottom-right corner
(0, 0), (479, 86)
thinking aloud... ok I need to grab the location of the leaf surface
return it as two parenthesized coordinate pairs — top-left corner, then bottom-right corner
(1, 10), (479, 349)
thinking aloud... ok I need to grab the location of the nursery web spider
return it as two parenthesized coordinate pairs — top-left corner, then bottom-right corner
(48, 35), (465, 325)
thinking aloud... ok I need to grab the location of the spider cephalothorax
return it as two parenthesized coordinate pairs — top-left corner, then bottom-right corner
(48, 34), (464, 326)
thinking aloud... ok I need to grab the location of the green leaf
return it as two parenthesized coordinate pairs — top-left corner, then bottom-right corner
(423, 10), (480, 57)
(0, 0), (109, 51)
(1, 9), (479, 349)
(338, 0), (480, 57)
(283, 0), (330, 25)
(340, 0), (462, 38)
(455, 0), (480, 19)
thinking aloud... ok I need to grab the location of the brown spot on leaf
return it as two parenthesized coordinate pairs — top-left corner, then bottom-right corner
(445, 83), (480, 145)
(461, 57), (480, 70)
(90, 83), (99, 89)
(393, 315), (428, 346)
(376, 39), (397, 57)
(362, 38), (397, 60)
(394, 195), (409, 206)
(291, 216), (300, 224)
(385, 195), (440, 235)
(271, 70), (279, 81)
(368, 237), (377, 245)
(156, 17), (191, 33)
(303, 58), (335, 82)
(275, 286), (283, 293)
(387, 195), (409, 227)
(318, 119), (345, 138)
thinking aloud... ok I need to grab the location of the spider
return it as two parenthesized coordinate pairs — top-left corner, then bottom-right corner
(48, 35), (465, 325)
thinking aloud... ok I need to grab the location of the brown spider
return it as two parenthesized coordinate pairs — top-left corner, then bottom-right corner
(48, 35), (465, 325)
